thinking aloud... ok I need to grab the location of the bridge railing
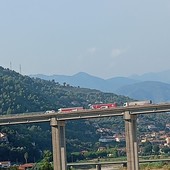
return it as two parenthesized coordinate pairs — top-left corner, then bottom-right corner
(67, 159), (170, 170)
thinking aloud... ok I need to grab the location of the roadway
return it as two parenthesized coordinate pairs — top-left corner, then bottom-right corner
(0, 103), (170, 125)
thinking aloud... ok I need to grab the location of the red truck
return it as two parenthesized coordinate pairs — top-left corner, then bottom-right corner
(89, 103), (117, 109)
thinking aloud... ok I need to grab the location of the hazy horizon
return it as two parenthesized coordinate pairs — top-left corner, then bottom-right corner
(1, 0), (170, 79)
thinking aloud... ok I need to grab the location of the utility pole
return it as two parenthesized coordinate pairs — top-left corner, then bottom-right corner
(19, 64), (22, 74)
(10, 61), (12, 70)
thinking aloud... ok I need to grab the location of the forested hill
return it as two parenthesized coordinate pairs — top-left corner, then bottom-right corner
(0, 66), (132, 163)
(0, 66), (170, 163)
(0, 66), (130, 115)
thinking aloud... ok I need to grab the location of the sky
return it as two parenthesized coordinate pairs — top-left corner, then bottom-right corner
(0, 0), (170, 79)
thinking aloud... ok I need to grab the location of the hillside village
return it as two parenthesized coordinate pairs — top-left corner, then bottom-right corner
(1, 119), (170, 169)
(1, 120), (170, 158)
(93, 120), (170, 156)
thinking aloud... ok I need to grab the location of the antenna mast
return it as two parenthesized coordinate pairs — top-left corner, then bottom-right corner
(19, 64), (22, 74)
(10, 62), (12, 70)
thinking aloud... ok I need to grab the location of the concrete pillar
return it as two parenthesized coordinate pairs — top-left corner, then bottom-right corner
(124, 111), (139, 170)
(50, 118), (67, 170)
(96, 164), (101, 170)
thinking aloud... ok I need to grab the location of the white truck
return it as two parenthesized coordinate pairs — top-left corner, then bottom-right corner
(123, 100), (152, 107)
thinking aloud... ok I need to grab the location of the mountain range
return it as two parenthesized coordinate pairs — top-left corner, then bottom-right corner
(30, 70), (170, 103)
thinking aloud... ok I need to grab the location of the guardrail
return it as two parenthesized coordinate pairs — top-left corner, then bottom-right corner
(67, 158), (170, 170)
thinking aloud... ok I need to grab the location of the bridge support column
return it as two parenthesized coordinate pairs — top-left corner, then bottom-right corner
(50, 118), (67, 170)
(96, 164), (101, 170)
(124, 111), (139, 170)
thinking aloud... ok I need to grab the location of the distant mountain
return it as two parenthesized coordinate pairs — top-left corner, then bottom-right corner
(116, 81), (170, 103)
(30, 70), (170, 103)
(32, 72), (108, 91)
(106, 77), (139, 90)
(30, 72), (138, 93)
(129, 70), (170, 84)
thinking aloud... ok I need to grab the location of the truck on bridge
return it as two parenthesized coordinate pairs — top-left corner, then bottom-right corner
(58, 107), (84, 113)
(123, 100), (152, 107)
(89, 103), (117, 109)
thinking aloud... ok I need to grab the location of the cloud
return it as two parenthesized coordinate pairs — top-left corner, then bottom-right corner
(111, 48), (125, 58)
(87, 47), (97, 55)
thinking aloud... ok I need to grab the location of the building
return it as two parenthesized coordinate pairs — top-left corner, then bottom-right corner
(0, 161), (11, 168)
(18, 163), (34, 170)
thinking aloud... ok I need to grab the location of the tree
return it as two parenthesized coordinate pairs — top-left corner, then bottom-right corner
(143, 142), (153, 155)
(24, 152), (28, 163)
(40, 161), (53, 170)
(7, 107), (12, 114)
(42, 150), (52, 162)
(152, 144), (160, 155)
(40, 150), (53, 170)
(110, 148), (118, 158)
(161, 146), (170, 154)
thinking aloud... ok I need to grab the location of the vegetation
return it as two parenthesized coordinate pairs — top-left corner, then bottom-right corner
(0, 66), (170, 167)
(0, 66), (130, 163)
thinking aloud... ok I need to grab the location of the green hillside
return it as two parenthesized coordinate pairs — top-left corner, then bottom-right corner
(1, 66), (169, 164)
(0, 66), (130, 163)
(0, 66), (129, 114)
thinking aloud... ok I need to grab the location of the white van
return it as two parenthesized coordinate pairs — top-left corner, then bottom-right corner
(45, 110), (55, 113)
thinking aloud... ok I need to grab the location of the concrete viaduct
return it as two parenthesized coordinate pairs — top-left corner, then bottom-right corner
(0, 103), (170, 170)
